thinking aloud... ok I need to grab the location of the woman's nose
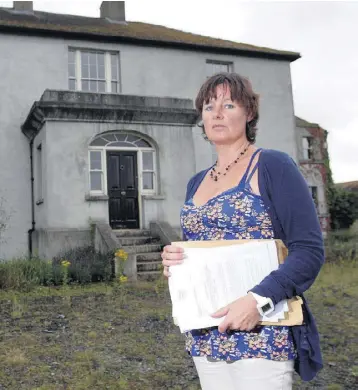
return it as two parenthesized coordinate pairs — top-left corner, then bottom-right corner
(212, 107), (223, 118)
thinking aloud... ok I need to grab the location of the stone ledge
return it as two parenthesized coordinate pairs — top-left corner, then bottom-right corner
(142, 194), (166, 200)
(22, 90), (198, 140)
(85, 194), (109, 202)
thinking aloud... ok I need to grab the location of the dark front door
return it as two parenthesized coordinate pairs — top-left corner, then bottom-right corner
(107, 151), (139, 229)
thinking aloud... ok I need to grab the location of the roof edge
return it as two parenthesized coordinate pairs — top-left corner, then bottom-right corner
(0, 23), (301, 62)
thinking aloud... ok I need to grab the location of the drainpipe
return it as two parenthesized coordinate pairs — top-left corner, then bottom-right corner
(28, 140), (35, 258)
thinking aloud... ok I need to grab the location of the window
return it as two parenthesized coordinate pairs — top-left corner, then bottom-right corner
(89, 150), (104, 192)
(68, 49), (120, 93)
(36, 144), (43, 202)
(89, 133), (156, 194)
(302, 137), (313, 160)
(142, 151), (155, 190)
(309, 186), (319, 208)
(206, 60), (233, 77)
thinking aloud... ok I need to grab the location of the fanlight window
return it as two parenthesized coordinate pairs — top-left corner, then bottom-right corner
(90, 134), (151, 148)
(89, 133), (156, 194)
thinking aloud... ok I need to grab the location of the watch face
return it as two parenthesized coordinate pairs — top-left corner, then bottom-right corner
(261, 303), (272, 313)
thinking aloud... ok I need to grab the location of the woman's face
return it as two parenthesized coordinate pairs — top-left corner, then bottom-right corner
(202, 83), (250, 145)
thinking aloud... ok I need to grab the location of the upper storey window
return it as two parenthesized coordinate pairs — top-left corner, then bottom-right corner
(68, 49), (120, 93)
(206, 60), (233, 77)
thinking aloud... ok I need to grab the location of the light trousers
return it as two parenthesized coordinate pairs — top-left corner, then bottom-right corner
(193, 357), (294, 390)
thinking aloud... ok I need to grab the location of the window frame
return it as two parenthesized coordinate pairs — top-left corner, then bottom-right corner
(88, 134), (157, 196)
(206, 59), (234, 77)
(302, 136), (313, 160)
(68, 48), (121, 93)
(309, 185), (319, 209)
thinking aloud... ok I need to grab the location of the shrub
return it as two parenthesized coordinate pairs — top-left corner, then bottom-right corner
(53, 246), (113, 284)
(325, 229), (358, 262)
(0, 257), (53, 291)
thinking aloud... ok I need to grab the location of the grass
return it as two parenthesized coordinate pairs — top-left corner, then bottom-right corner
(0, 261), (357, 389)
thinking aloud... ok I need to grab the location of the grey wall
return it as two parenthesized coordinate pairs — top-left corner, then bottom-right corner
(0, 32), (297, 258)
(44, 121), (195, 229)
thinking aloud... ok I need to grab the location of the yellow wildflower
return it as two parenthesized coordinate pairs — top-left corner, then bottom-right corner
(61, 260), (71, 267)
(119, 275), (128, 283)
(115, 249), (128, 260)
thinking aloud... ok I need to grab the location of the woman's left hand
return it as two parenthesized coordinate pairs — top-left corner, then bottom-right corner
(211, 293), (261, 333)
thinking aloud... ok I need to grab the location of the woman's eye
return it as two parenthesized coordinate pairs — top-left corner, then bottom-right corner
(224, 104), (234, 109)
(204, 106), (213, 111)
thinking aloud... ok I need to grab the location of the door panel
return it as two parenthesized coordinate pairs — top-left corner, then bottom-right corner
(107, 151), (139, 229)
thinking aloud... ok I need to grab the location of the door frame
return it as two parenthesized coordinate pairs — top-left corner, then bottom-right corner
(106, 150), (140, 229)
(89, 143), (157, 230)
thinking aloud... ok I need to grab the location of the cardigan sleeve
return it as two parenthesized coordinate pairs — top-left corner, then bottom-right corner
(250, 153), (325, 304)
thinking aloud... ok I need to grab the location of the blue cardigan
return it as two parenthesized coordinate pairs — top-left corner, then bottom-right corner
(185, 149), (324, 382)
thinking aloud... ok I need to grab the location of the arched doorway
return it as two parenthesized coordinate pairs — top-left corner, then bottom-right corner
(89, 132), (156, 228)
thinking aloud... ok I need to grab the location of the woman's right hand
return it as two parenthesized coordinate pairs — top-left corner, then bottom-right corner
(161, 245), (185, 277)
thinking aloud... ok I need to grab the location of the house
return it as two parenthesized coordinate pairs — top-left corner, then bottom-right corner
(295, 116), (330, 234)
(335, 181), (358, 194)
(1, 1), (313, 262)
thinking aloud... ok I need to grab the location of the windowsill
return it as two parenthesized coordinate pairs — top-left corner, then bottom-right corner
(142, 194), (166, 200)
(85, 194), (109, 202)
(36, 199), (44, 206)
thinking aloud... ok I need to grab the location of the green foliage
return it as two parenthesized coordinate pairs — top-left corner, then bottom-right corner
(325, 229), (358, 262)
(53, 246), (113, 284)
(329, 188), (358, 230)
(0, 247), (113, 291)
(0, 257), (53, 291)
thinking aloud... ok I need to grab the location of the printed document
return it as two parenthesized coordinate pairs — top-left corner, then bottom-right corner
(168, 240), (289, 333)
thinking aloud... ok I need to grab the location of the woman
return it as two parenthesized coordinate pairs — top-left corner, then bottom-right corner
(161, 72), (324, 390)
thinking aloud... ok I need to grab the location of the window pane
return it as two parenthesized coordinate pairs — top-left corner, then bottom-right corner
(90, 172), (102, 191)
(68, 79), (76, 90)
(89, 80), (97, 92)
(82, 80), (89, 91)
(90, 137), (107, 146)
(143, 172), (154, 190)
(102, 134), (117, 142)
(90, 151), (102, 170)
(97, 52), (105, 67)
(68, 50), (76, 64)
(111, 82), (118, 93)
(89, 52), (97, 66)
(90, 64), (97, 79)
(68, 63), (75, 78)
(98, 80), (106, 92)
(110, 141), (134, 147)
(135, 139), (151, 147)
(125, 135), (139, 143)
(81, 52), (89, 65)
(142, 151), (154, 170)
(82, 64), (89, 78)
(114, 134), (126, 141)
(98, 65), (105, 79)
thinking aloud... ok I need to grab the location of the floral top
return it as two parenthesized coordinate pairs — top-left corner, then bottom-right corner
(180, 149), (296, 362)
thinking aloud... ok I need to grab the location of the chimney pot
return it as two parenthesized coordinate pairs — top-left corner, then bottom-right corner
(100, 1), (126, 22)
(13, 1), (33, 12)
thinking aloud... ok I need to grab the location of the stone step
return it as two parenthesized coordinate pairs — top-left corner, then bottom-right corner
(136, 252), (162, 262)
(137, 270), (162, 281)
(113, 229), (151, 237)
(137, 261), (162, 272)
(122, 244), (162, 254)
(119, 236), (158, 246)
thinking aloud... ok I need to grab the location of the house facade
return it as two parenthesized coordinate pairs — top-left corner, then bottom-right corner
(295, 117), (330, 234)
(0, 1), (311, 260)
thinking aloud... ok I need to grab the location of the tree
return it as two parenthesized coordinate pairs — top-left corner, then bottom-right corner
(329, 188), (358, 230)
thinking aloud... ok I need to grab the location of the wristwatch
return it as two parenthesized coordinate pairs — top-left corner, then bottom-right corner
(250, 292), (275, 316)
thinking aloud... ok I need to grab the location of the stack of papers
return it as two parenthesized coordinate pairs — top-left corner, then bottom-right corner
(168, 240), (289, 333)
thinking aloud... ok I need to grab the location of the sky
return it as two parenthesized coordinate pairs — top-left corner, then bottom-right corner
(1, 0), (357, 183)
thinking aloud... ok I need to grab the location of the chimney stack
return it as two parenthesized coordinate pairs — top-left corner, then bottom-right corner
(13, 1), (33, 12)
(100, 1), (126, 23)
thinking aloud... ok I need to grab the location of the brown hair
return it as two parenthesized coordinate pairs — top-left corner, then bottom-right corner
(195, 72), (259, 143)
